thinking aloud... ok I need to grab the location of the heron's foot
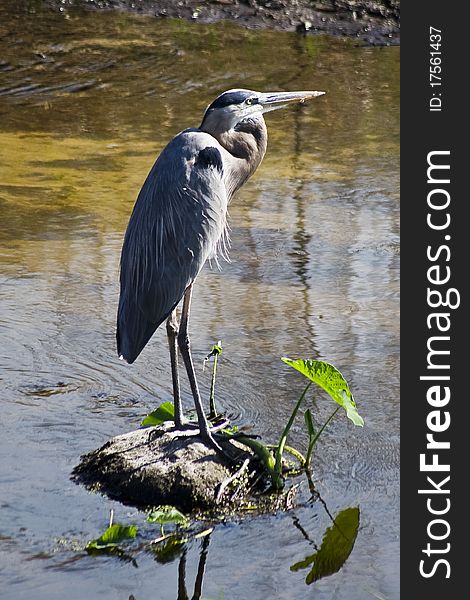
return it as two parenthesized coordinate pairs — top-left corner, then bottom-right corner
(173, 413), (229, 433)
(171, 426), (232, 462)
(173, 419), (228, 433)
(173, 418), (199, 431)
(199, 427), (234, 463)
(169, 414), (234, 462)
(209, 416), (230, 432)
(217, 431), (260, 441)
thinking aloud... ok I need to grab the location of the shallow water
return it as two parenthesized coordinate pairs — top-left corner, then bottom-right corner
(0, 2), (399, 598)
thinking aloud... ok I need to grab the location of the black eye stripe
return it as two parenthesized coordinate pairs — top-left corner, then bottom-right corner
(207, 91), (258, 110)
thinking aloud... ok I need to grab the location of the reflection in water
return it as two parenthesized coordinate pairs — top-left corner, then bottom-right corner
(291, 507), (360, 585)
(0, 2), (399, 599)
(289, 94), (319, 359)
(145, 502), (359, 600)
(177, 535), (211, 600)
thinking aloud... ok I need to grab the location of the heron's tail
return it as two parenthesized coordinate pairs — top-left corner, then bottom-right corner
(116, 297), (162, 364)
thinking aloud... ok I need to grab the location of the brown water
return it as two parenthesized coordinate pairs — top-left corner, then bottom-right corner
(0, 2), (399, 598)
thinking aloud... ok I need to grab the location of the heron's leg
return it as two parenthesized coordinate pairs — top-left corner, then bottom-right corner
(178, 284), (224, 453)
(166, 310), (184, 428)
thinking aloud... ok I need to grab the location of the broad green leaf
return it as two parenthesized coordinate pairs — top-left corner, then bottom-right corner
(290, 507), (360, 584)
(141, 401), (175, 426)
(86, 523), (137, 550)
(281, 359), (364, 427)
(147, 506), (189, 527)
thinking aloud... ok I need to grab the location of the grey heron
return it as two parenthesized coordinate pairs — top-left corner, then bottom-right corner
(117, 88), (325, 453)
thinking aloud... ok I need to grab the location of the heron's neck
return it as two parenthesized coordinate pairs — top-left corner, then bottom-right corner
(203, 118), (268, 198)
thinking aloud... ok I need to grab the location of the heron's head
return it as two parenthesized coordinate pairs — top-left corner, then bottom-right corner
(200, 88), (325, 134)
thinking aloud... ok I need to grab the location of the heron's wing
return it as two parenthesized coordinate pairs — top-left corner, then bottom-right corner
(117, 130), (228, 363)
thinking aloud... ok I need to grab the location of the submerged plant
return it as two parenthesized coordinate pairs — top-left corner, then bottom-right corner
(86, 523), (138, 552)
(86, 512), (138, 560)
(147, 505), (189, 537)
(84, 507), (206, 566)
(147, 505), (190, 562)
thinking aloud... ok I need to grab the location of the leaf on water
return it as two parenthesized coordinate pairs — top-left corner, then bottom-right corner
(281, 359), (364, 427)
(290, 507), (360, 584)
(151, 534), (187, 563)
(86, 523), (138, 550)
(141, 401), (175, 426)
(147, 506), (189, 528)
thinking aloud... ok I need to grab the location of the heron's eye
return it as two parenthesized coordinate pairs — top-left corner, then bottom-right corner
(245, 97), (257, 106)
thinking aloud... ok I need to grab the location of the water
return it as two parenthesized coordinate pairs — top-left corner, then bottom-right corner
(0, 2), (399, 598)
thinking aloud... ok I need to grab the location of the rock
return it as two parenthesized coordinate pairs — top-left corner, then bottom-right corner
(72, 423), (252, 512)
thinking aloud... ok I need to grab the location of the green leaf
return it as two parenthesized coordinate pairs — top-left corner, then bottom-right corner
(86, 523), (137, 550)
(141, 402), (175, 426)
(205, 343), (223, 360)
(304, 408), (317, 469)
(211, 343), (223, 356)
(281, 359), (364, 427)
(290, 507), (360, 583)
(304, 409), (316, 437)
(147, 506), (189, 528)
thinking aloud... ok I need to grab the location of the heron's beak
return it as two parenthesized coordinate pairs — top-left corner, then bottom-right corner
(259, 90), (326, 113)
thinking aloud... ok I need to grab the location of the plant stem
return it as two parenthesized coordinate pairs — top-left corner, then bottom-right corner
(235, 435), (282, 490)
(305, 406), (340, 469)
(282, 445), (306, 466)
(267, 444), (306, 467)
(209, 340), (221, 419)
(275, 381), (312, 479)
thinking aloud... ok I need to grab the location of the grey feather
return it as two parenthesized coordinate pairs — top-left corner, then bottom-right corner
(117, 131), (229, 363)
